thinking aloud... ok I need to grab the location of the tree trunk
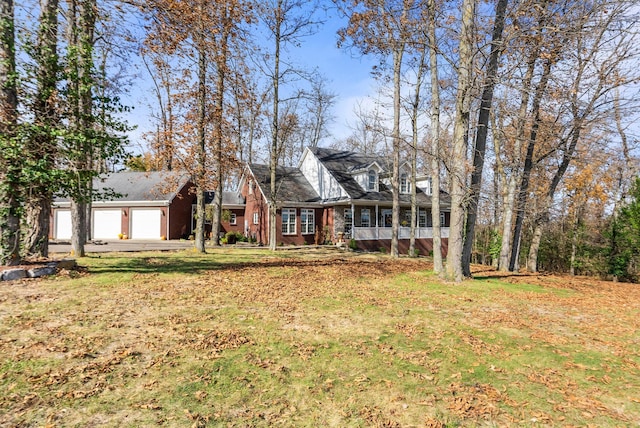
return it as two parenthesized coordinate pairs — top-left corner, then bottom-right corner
(427, 0), (443, 274)
(194, 32), (207, 253)
(462, 0), (508, 277)
(0, 0), (22, 265)
(268, 0), (282, 251)
(527, 213), (545, 272)
(509, 56), (553, 271)
(68, 0), (96, 257)
(409, 39), (427, 259)
(23, 199), (51, 258)
(212, 182), (222, 246)
(70, 200), (86, 257)
(497, 48), (541, 271)
(194, 187), (206, 252)
(24, 0), (59, 258)
(390, 46), (404, 258)
(211, 20), (228, 248)
(446, 0), (475, 282)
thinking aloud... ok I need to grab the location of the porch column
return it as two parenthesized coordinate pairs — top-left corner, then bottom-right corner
(351, 204), (355, 239)
(375, 204), (379, 240)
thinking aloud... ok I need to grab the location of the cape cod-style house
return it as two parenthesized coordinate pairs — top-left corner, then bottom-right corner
(50, 148), (449, 254)
(238, 147), (450, 255)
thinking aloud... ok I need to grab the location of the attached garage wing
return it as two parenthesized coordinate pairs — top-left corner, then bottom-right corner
(92, 209), (122, 240)
(54, 210), (72, 240)
(130, 208), (162, 239)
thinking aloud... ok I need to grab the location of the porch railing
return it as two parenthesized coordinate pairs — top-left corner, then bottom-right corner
(351, 227), (450, 240)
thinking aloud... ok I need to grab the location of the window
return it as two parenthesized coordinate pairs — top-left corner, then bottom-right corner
(361, 209), (371, 227)
(282, 208), (296, 235)
(400, 173), (409, 194)
(402, 210), (412, 227)
(368, 170), (377, 191)
(301, 209), (315, 235)
(418, 210), (427, 228)
(230, 213), (237, 225)
(381, 209), (392, 227)
(440, 212), (446, 227)
(344, 209), (353, 234)
(253, 212), (259, 225)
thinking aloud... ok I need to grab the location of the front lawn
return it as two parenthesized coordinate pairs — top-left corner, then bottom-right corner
(1, 248), (638, 426)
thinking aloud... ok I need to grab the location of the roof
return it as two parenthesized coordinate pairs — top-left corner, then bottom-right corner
(92, 171), (190, 202)
(248, 163), (322, 204)
(308, 147), (436, 205)
(204, 191), (246, 206)
(54, 171), (191, 205)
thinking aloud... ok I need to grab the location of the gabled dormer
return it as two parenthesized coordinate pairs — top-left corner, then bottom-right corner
(416, 175), (433, 195)
(398, 162), (413, 194)
(352, 161), (384, 192)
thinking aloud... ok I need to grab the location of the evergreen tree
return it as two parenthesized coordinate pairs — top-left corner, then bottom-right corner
(608, 177), (640, 282)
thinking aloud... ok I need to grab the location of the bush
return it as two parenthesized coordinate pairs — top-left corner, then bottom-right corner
(224, 231), (247, 244)
(349, 239), (358, 251)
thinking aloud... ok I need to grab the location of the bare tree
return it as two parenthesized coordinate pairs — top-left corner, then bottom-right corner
(257, 0), (321, 250)
(461, 0), (508, 277)
(445, 0), (475, 282)
(304, 73), (336, 148)
(427, 0), (443, 274)
(337, 0), (420, 258)
(527, 1), (640, 272)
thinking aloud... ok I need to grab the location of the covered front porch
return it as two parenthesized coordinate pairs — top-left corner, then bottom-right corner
(335, 203), (450, 241)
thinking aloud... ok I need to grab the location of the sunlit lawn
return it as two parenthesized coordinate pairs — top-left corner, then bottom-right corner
(1, 248), (639, 427)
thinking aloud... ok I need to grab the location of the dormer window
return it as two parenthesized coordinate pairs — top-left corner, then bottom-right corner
(368, 169), (378, 191)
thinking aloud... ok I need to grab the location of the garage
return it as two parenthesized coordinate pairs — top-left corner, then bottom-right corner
(130, 208), (162, 239)
(54, 210), (72, 240)
(92, 209), (122, 240)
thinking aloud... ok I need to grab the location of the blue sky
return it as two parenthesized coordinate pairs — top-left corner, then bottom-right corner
(121, 9), (381, 153)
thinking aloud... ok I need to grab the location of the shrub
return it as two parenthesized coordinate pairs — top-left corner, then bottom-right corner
(349, 239), (358, 251)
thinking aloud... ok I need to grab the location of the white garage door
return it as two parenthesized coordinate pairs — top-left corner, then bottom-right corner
(54, 210), (72, 240)
(130, 209), (162, 239)
(93, 209), (122, 240)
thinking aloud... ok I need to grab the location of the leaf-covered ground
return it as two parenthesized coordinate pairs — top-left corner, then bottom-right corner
(1, 248), (639, 427)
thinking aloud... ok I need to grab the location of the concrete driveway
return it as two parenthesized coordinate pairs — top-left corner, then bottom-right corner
(49, 240), (197, 254)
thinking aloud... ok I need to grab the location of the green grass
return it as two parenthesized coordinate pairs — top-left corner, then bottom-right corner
(1, 248), (639, 427)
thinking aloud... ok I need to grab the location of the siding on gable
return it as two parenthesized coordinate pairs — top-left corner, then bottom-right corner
(300, 149), (344, 200)
(354, 171), (369, 192)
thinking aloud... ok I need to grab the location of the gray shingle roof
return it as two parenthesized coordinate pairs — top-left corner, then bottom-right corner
(309, 147), (436, 205)
(249, 164), (321, 204)
(92, 171), (190, 202)
(204, 191), (246, 206)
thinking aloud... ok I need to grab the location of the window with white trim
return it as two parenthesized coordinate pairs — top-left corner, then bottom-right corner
(381, 209), (392, 227)
(440, 212), (446, 227)
(361, 209), (371, 227)
(300, 209), (315, 235)
(402, 210), (412, 226)
(368, 170), (378, 191)
(253, 212), (259, 225)
(400, 173), (409, 194)
(230, 213), (237, 225)
(344, 209), (353, 234)
(282, 208), (296, 235)
(418, 210), (427, 227)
